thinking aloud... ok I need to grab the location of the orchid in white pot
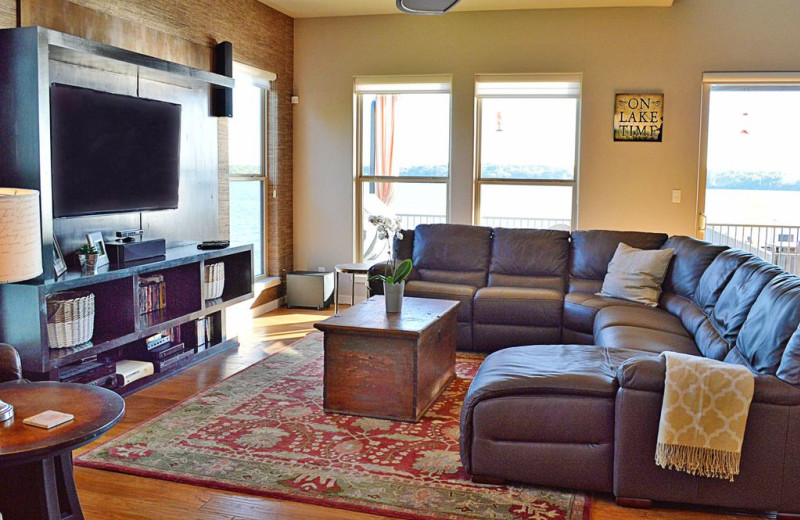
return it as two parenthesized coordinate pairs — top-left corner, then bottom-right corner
(367, 215), (412, 312)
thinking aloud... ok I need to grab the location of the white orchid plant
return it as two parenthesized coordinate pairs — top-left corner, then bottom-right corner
(368, 215), (413, 285)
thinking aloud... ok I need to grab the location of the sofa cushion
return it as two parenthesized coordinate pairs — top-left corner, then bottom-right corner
(488, 228), (569, 290)
(412, 224), (492, 287)
(778, 325), (800, 386)
(595, 326), (702, 356)
(711, 257), (783, 345)
(404, 280), (476, 322)
(569, 230), (668, 290)
(594, 306), (689, 338)
(693, 249), (754, 314)
(463, 345), (652, 404)
(393, 228), (415, 261)
(660, 292), (708, 337)
(474, 287), (563, 327)
(564, 292), (643, 335)
(729, 274), (800, 379)
(661, 235), (728, 300)
(598, 243), (674, 307)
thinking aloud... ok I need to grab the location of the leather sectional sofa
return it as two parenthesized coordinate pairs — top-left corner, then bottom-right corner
(368, 223), (800, 516)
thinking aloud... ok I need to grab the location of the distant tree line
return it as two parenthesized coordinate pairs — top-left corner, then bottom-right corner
(366, 164), (800, 191)
(708, 170), (800, 191)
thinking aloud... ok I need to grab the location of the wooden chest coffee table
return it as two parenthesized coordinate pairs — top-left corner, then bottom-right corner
(314, 296), (459, 422)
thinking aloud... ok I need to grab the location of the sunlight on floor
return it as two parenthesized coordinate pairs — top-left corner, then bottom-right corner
(255, 313), (327, 326)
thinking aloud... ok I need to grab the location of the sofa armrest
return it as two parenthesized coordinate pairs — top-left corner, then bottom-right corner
(0, 343), (22, 383)
(617, 355), (800, 405)
(617, 356), (665, 392)
(367, 262), (386, 295)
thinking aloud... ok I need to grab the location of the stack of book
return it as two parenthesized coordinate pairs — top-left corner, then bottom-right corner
(138, 274), (166, 315)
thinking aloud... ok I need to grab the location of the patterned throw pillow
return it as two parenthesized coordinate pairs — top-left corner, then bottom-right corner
(598, 242), (675, 307)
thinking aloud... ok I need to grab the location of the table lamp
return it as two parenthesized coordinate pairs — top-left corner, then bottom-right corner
(0, 188), (43, 422)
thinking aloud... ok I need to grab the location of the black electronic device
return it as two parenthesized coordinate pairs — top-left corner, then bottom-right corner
(116, 229), (144, 238)
(50, 84), (182, 218)
(59, 360), (116, 383)
(197, 240), (230, 250)
(153, 349), (193, 373)
(211, 41), (233, 117)
(148, 342), (185, 361)
(107, 238), (167, 264)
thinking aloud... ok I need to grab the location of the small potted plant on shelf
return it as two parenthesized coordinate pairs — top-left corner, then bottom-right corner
(76, 244), (99, 274)
(367, 215), (413, 313)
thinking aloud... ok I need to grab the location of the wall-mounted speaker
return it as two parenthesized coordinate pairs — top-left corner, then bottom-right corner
(212, 41), (233, 117)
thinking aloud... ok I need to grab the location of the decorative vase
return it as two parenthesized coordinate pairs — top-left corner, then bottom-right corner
(383, 280), (405, 313)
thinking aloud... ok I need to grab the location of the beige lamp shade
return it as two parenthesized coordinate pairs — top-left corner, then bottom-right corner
(0, 188), (43, 283)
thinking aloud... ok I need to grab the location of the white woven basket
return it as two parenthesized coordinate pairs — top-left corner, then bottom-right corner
(203, 262), (225, 300)
(46, 291), (95, 349)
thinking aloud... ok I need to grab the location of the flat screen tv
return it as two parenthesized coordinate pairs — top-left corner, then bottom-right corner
(50, 83), (182, 218)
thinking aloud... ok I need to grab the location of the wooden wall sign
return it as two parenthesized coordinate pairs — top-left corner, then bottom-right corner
(614, 93), (664, 142)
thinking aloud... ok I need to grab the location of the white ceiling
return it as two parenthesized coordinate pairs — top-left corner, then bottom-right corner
(259, 0), (673, 19)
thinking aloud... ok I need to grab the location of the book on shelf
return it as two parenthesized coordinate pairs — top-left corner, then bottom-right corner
(195, 316), (216, 348)
(138, 274), (166, 315)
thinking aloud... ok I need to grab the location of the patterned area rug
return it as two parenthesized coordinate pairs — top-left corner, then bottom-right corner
(76, 333), (589, 520)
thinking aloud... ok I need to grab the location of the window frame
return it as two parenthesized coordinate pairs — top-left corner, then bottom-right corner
(697, 71), (800, 238)
(353, 75), (453, 262)
(229, 63), (275, 280)
(473, 73), (582, 230)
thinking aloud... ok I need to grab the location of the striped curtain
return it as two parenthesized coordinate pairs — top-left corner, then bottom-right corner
(374, 95), (398, 206)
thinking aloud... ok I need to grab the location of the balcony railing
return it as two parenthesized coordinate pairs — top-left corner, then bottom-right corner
(395, 214), (571, 231)
(480, 216), (571, 230)
(706, 223), (800, 275)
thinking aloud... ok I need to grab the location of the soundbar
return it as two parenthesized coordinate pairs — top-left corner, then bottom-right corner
(107, 238), (166, 264)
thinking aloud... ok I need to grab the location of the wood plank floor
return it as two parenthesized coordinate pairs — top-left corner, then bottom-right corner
(74, 306), (763, 520)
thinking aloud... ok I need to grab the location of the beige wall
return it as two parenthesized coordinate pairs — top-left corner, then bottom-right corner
(293, 0), (800, 270)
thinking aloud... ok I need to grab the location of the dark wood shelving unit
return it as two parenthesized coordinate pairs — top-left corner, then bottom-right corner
(0, 244), (253, 391)
(0, 27), (251, 394)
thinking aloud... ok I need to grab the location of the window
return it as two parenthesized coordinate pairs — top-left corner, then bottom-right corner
(229, 64), (276, 278)
(355, 76), (451, 262)
(474, 74), (581, 230)
(699, 72), (800, 275)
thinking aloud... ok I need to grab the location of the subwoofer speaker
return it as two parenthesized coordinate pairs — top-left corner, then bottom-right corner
(212, 41), (233, 117)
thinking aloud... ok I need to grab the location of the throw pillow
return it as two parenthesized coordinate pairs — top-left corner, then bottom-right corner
(598, 242), (675, 307)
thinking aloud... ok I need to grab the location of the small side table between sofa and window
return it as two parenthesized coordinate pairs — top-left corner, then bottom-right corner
(333, 263), (371, 313)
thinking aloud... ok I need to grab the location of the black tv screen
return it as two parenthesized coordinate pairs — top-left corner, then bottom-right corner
(50, 83), (182, 218)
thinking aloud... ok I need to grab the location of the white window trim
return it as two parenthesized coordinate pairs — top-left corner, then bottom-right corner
(473, 73), (582, 229)
(230, 62), (275, 279)
(697, 71), (800, 237)
(353, 75), (453, 262)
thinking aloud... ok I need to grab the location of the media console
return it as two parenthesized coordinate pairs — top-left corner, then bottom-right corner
(0, 244), (253, 395)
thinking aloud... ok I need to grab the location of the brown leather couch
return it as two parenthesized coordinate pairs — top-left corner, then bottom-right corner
(369, 224), (800, 515)
(0, 343), (22, 385)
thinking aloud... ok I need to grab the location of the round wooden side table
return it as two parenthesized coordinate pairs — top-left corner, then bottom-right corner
(0, 381), (125, 520)
(334, 262), (371, 313)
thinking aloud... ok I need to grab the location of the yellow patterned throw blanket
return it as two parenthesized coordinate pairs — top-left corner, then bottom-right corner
(655, 351), (754, 481)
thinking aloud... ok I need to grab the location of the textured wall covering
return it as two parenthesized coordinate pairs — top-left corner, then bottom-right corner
(5, 0), (293, 282)
(0, 0), (14, 27)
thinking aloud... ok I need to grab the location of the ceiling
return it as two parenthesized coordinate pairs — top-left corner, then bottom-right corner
(259, 0), (673, 19)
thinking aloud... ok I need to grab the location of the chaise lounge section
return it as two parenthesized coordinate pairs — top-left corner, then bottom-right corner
(369, 223), (800, 515)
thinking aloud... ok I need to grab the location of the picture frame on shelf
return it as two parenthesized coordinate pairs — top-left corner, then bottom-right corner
(86, 232), (110, 267)
(53, 234), (67, 278)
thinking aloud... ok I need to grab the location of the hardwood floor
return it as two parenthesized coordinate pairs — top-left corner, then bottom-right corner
(74, 306), (762, 520)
